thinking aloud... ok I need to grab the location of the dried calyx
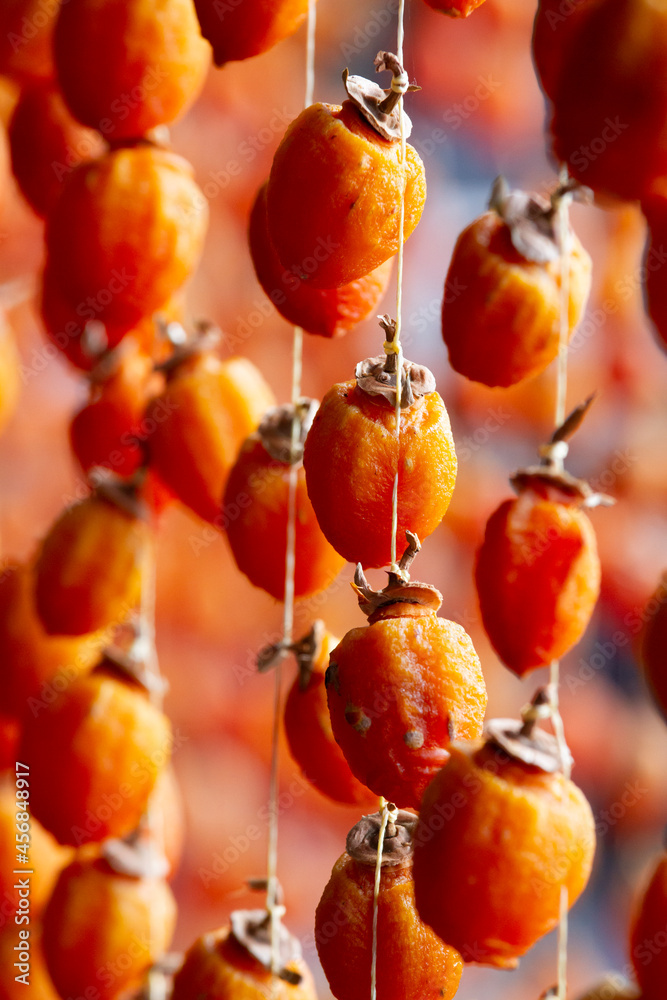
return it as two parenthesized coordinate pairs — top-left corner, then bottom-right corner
(155, 319), (221, 377)
(343, 50), (419, 141)
(511, 395), (615, 508)
(489, 174), (592, 265)
(353, 532), (443, 623)
(356, 315), (436, 409)
(257, 399), (318, 464)
(256, 619), (325, 682)
(346, 809), (416, 868)
(229, 909), (303, 985)
(102, 827), (170, 880)
(132, 953), (183, 1000)
(92, 468), (149, 520)
(484, 687), (573, 775)
(100, 624), (168, 700)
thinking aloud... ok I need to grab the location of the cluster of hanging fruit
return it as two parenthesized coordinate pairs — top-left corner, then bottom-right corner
(1, 1), (667, 1000)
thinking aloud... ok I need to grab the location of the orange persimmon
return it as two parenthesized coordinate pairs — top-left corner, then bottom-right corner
(267, 99), (426, 289)
(0, 924), (61, 1000)
(326, 541), (487, 809)
(0, 562), (105, 718)
(172, 918), (316, 1000)
(303, 353), (456, 569)
(475, 473), (601, 676)
(532, 0), (593, 101)
(413, 723), (596, 968)
(0, 310), (20, 435)
(630, 854), (667, 998)
(8, 80), (103, 218)
(549, 0), (667, 201)
(194, 0), (309, 66)
(224, 402), (345, 600)
(283, 623), (377, 806)
(45, 146), (208, 330)
(640, 574), (667, 720)
(0, 0), (60, 81)
(316, 811), (463, 1000)
(54, 0), (209, 140)
(249, 182), (393, 337)
(35, 482), (150, 636)
(18, 665), (172, 845)
(441, 181), (592, 388)
(423, 0), (486, 16)
(0, 786), (70, 916)
(641, 181), (667, 353)
(42, 852), (176, 1000)
(147, 343), (275, 524)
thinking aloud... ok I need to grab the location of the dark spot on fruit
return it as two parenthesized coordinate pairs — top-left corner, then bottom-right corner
(325, 661), (340, 694)
(345, 704), (371, 734)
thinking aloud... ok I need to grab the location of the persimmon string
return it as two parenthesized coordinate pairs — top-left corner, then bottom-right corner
(371, 800), (395, 1000)
(550, 165), (575, 1000)
(267, 0), (316, 982)
(390, 0), (407, 576)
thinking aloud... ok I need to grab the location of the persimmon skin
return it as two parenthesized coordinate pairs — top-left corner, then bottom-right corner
(326, 613), (487, 809)
(147, 353), (275, 525)
(45, 146), (208, 330)
(423, 0), (486, 16)
(267, 101), (426, 289)
(0, 563), (104, 718)
(284, 629), (376, 806)
(0, 0), (59, 82)
(172, 926), (317, 1000)
(0, 923), (61, 1000)
(194, 0), (309, 66)
(35, 493), (149, 636)
(631, 856), (667, 998)
(0, 787), (70, 916)
(641, 184), (667, 353)
(532, 0), (594, 101)
(303, 381), (457, 569)
(54, 0), (209, 140)
(249, 183), (393, 338)
(8, 81), (104, 218)
(316, 852), (463, 1000)
(0, 312), (20, 435)
(413, 741), (596, 969)
(475, 491), (601, 675)
(640, 577), (667, 720)
(42, 856), (176, 1000)
(549, 0), (667, 201)
(18, 670), (172, 845)
(442, 210), (592, 387)
(224, 436), (345, 600)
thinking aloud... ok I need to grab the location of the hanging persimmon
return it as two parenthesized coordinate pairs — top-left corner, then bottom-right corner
(194, 0), (310, 66)
(249, 182), (393, 338)
(18, 660), (172, 845)
(0, 0), (59, 81)
(630, 853), (667, 999)
(172, 910), (317, 1000)
(8, 80), (104, 218)
(326, 535), (487, 809)
(532, 0), (593, 101)
(475, 402), (605, 676)
(224, 401), (345, 599)
(413, 698), (596, 968)
(42, 845), (176, 1000)
(281, 622), (377, 806)
(35, 477), (150, 636)
(45, 145), (208, 330)
(316, 810), (463, 1000)
(147, 330), (275, 524)
(423, 0), (486, 16)
(303, 319), (457, 568)
(441, 178), (592, 388)
(54, 0), (209, 140)
(267, 53), (426, 289)
(640, 574), (667, 720)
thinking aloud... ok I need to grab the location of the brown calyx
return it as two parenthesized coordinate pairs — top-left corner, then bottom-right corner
(256, 620), (325, 685)
(342, 51), (419, 141)
(488, 174), (591, 265)
(352, 532), (443, 624)
(345, 809), (416, 868)
(257, 399), (318, 465)
(355, 315), (436, 410)
(99, 637), (168, 701)
(102, 828), (170, 880)
(155, 320), (221, 379)
(484, 688), (572, 775)
(511, 395), (615, 508)
(93, 468), (149, 521)
(229, 909), (303, 985)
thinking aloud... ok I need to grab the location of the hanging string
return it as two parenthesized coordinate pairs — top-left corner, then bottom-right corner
(370, 800), (396, 1000)
(266, 0), (316, 981)
(550, 164), (575, 1000)
(389, 0), (407, 576)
